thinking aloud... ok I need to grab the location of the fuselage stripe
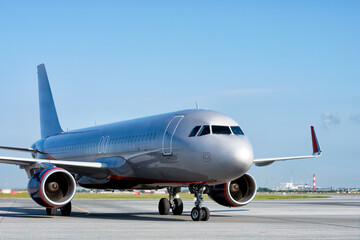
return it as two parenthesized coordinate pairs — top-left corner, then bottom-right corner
(108, 174), (224, 184)
(42, 137), (56, 160)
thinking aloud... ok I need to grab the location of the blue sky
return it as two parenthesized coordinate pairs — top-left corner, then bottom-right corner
(0, 1), (359, 189)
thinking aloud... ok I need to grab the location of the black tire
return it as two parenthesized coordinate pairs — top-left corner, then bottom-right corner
(172, 198), (183, 215)
(46, 207), (57, 216)
(191, 207), (203, 221)
(60, 202), (72, 216)
(201, 207), (210, 221)
(158, 198), (170, 215)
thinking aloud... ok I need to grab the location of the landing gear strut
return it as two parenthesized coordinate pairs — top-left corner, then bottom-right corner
(158, 187), (183, 215)
(189, 185), (210, 221)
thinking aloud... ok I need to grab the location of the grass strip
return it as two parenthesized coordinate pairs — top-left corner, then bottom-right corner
(0, 192), (330, 200)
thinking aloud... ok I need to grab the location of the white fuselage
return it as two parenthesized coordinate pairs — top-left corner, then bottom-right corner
(32, 109), (254, 189)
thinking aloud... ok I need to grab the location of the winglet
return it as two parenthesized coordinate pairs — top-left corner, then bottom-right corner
(311, 126), (321, 156)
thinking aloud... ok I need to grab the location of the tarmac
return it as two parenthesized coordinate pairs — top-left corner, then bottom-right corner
(0, 195), (359, 239)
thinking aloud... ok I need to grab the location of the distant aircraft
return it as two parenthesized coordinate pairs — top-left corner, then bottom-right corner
(0, 64), (321, 221)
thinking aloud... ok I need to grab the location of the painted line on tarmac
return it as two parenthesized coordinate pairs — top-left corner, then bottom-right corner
(73, 205), (91, 215)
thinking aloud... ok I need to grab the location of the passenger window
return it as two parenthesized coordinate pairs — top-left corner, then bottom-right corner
(189, 126), (201, 137)
(231, 126), (244, 135)
(198, 125), (210, 136)
(212, 125), (231, 135)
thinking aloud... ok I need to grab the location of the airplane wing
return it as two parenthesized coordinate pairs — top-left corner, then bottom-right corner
(0, 146), (39, 153)
(0, 156), (106, 168)
(0, 155), (108, 178)
(253, 126), (321, 167)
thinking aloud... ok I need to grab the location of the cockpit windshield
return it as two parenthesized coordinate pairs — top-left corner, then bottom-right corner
(188, 125), (245, 137)
(189, 126), (201, 137)
(198, 125), (210, 136)
(231, 126), (244, 135)
(212, 125), (231, 135)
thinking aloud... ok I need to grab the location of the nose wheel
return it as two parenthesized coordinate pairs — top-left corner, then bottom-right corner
(158, 187), (183, 215)
(190, 206), (210, 221)
(189, 185), (210, 221)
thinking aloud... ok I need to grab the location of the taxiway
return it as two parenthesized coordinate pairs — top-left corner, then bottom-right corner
(0, 196), (359, 239)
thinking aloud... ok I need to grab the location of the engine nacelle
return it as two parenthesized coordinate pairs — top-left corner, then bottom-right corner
(27, 168), (76, 208)
(208, 173), (257, 207)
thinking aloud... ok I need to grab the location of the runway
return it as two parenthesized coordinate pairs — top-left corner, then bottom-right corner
(0, 196), (359, 239)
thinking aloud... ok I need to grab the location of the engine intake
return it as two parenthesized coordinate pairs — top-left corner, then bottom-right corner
(208, 173), (257, 207)
(28, 168), (76, 208)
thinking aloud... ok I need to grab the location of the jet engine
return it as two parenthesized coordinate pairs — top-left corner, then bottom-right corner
(27, 168), (76, 208)
(207, 173), (257, 207)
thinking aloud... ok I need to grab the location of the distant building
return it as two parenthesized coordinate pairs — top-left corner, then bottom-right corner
(0, 189), (11, 194)
(276, 182), (312, 191)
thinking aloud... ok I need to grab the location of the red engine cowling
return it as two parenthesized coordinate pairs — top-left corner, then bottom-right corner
(208, 173), (257, 207)
(27, 168), (76, 208)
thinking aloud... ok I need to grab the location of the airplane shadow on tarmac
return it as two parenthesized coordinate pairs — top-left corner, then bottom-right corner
(0, 208), (186, 222)
(0, 207), (249, 222)
(0, 207), (52, 219)
(79, 212), (187, 222)
(76, 209), (250, 222)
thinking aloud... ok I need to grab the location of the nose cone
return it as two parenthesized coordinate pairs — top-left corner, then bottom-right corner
(219, 137), (254, 181)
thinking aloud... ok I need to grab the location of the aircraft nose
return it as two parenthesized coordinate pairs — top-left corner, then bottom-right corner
(220, 137), (254, 180)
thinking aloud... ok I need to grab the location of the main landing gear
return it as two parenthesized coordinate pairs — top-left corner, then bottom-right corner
(46, 202), (72, 216)
(158, 187), (183, 215)
(158, 185), (210, 221)
(189, 185), (210, 221)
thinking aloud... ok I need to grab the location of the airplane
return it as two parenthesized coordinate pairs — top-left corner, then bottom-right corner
(0, 64), (322, 221)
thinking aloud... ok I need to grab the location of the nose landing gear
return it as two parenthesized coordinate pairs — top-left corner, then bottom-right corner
(189, 185), (210, 221)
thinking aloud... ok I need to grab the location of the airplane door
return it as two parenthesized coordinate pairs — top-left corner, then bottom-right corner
(98, 136), (109, 154)
(162, 115), (184, 156)
(98, 136), (105, 153)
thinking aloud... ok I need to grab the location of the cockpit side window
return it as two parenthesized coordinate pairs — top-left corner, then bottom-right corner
(231, 126), (244, 135)
(189, 126), (201, 137)
(198, 125), (210, 136)
(212, 125), (231, 135)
